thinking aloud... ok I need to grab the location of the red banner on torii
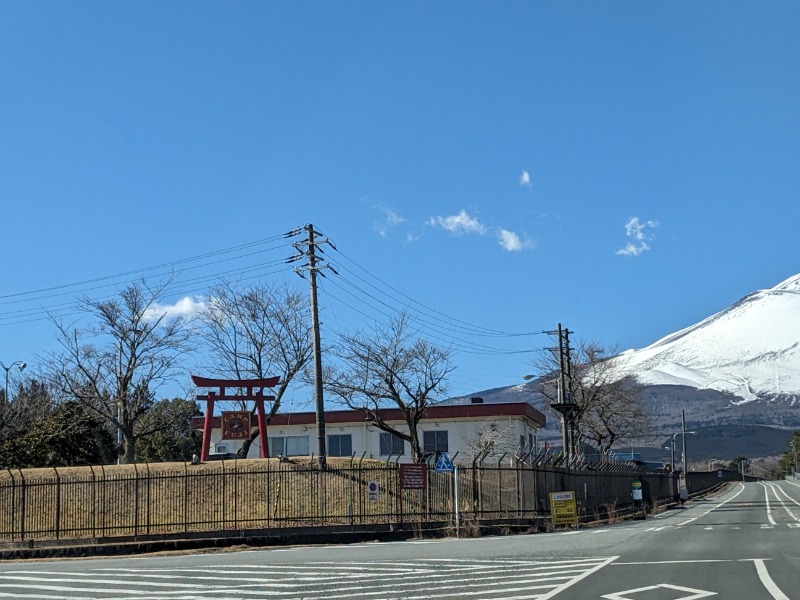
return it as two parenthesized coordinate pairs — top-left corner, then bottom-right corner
(191, 375), (280, 461)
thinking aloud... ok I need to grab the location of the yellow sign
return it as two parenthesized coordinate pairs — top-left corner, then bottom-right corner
(549, 490), (578, 526)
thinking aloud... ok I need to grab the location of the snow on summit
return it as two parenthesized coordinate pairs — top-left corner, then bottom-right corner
(613, 274), (800, 401)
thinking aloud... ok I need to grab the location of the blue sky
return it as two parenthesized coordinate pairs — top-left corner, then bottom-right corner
(1, 3), (798, 407)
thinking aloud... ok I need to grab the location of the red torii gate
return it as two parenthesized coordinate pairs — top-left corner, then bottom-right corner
(191, 374), (280, 461)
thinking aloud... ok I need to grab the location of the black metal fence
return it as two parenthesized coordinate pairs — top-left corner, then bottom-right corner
(0, 458), (743, 543)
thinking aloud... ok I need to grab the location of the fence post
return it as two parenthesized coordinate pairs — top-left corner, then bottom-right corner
(52, 467), (61, 540)
(184, 462), (189, 533)
(88, 465), (96, 538)
(234, 458), (239, 530)
(99, 464), (106, 537)
(18, 469), (25, 541)
(349, 452), (356, 526)
(454, 465), (460, 537)
(221, 460), (226, 531)
(498, 453), (507, 515)
(395, 455), (402, 525)
(358, 451), (366, 524)
(516, 458), (522, 517)
(145, 462), (151, 535)
(132, 462), (139, 536)
(5, 468), (16, 542)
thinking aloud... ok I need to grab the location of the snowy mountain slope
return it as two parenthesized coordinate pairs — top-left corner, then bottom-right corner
(612, 273), (800, 401)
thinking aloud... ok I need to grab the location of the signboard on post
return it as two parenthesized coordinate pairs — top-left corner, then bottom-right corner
(221, 411), (251, 440)
(367, 481), (379, 501)
(549, 491), (578, 526)
(435, 452), (454, 473)
(400, 464), (428, 490)
(632, 479), (643, 501)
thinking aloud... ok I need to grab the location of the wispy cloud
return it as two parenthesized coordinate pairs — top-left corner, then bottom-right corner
(519, 169), (531, 188)
(372, 205), (406, 237)
(616, 217), (659, 256)
(427, 210), (486, 235)
(497, 229), (533, 252)
(144, 296), (206, 321)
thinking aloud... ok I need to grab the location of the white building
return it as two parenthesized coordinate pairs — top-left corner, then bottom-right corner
(195, 400), (546, 463)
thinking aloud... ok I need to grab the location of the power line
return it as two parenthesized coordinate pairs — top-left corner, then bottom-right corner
(333, 248), (544, 337)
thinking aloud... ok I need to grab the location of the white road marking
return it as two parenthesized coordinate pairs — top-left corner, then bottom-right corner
(0, 557), (616, 599)
(676, 482), (746, 527)
(760, 482), (777, 525)
(754, 559), (790, 600)
(764, 481), (800, 523)
(602, 583), (717, 599)
(537, 556), (618, 600)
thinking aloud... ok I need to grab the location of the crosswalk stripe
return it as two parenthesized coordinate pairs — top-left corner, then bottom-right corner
(0, 557), (618, 599)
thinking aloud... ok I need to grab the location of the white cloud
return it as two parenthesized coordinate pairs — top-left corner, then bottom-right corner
(616, 217), (659, 256)
(497, 229), (533, 252)
(427, 210), (486, 235)
(519, 169), (531, 188)
(372, 205), (406, 237)
(144, 296), (206, 321)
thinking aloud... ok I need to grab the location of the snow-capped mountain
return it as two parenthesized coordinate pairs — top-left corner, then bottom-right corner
(444, 274), (800, 457)
(612, 273), (800, 402)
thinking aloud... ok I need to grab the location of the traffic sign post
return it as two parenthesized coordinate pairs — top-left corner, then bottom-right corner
(435, 452), (454, 473)
(367, 481), (379, 501)
(632, 479), (645, 519)
(433, 453), (459, 536)
(632, 479), (643, 501)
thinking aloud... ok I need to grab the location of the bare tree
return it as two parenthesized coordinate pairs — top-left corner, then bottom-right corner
(532, 341), (648, 455)
(48, 280), (194, 463)
(200, 281), (313, 457)
(463, 419), (522, 463)
(326, 312), (455, 463)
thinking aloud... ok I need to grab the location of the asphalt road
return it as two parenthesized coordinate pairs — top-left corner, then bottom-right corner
(0, 479), (798, 599)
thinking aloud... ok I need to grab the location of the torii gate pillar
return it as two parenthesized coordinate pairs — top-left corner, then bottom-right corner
(191, 375), (280, 461)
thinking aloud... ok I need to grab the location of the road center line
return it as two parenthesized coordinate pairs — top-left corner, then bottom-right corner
(760, 482), (777, 525)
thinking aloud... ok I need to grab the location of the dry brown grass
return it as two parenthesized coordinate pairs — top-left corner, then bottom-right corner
(0, 458), (435, 542)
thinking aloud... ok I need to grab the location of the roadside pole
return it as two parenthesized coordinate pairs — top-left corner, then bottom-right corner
(454, 465), (460, 538)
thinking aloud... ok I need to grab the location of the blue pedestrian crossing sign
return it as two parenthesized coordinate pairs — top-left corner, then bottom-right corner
(435, 452), (454, 473)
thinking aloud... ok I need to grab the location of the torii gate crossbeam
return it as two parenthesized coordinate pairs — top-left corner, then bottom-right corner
(191, 375), (280, 461)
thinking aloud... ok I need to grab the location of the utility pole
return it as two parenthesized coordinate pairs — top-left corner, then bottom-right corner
(681, 409), (687, 475)
(306, 224), (326, 469)
(548, 324), (576, 460)
(289, 224), (337, 469)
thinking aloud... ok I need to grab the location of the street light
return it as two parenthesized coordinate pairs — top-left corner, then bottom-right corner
(0, 360), (26, 404)
(669, 431), (695, 472)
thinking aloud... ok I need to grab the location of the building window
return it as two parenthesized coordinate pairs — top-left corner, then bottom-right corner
(269, 435), (310, 457)
(423, 430), (449, 455)
(327, 434), (352, 457)
(379, 432), (405, 456)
